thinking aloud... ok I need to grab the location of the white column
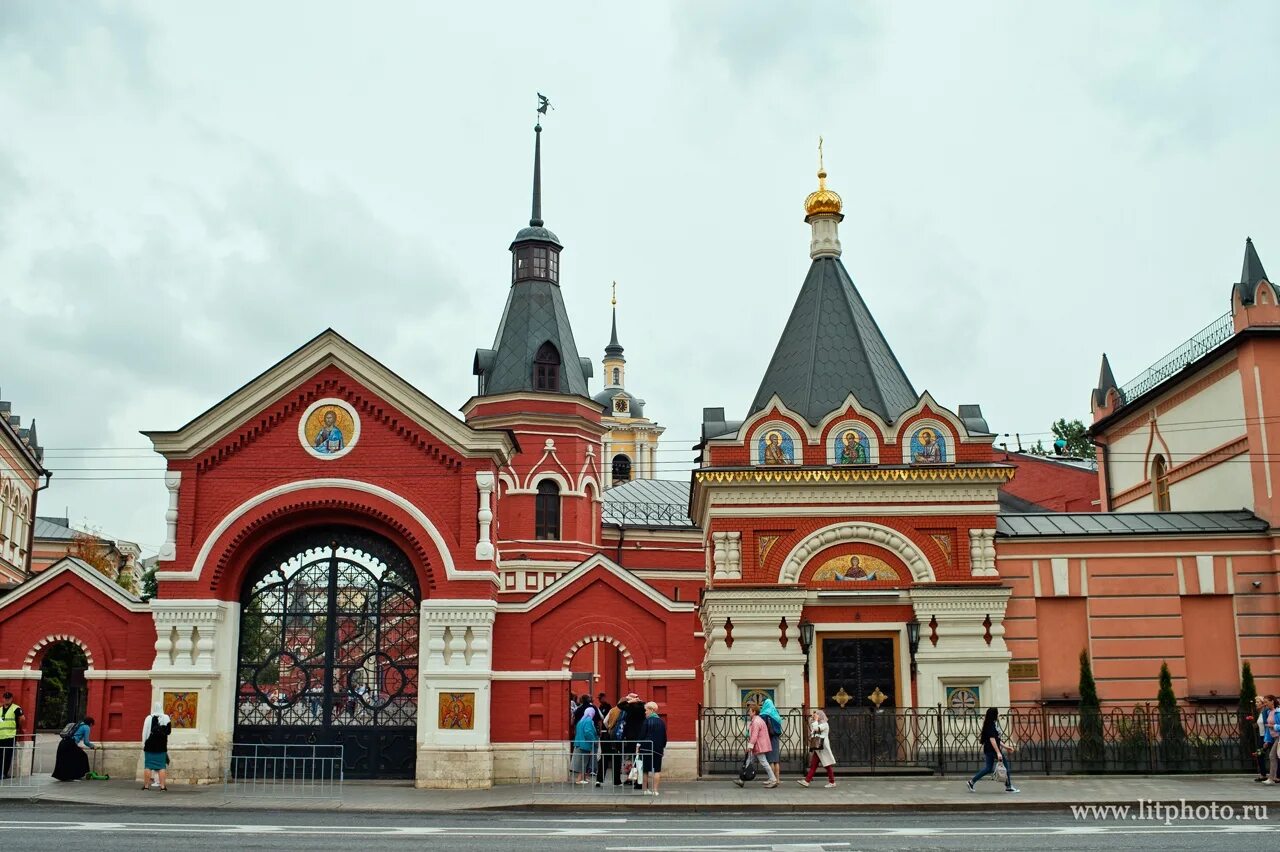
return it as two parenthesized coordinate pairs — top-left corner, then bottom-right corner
(602, 435), (612, 488)
(475, 472), (495, 561)
(159, 472), (181, 561)
(417, 599), (498, 788)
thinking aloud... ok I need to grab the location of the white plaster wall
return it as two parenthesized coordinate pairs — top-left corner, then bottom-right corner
(1108, 361), (1245, 503)
(1164, 454), (1254, 512)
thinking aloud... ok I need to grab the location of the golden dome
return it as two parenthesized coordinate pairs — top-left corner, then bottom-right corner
(804, 168), (843, 217)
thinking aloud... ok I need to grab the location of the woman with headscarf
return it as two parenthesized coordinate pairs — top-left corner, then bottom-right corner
(572, 706), (599, 785)
(141, 702), (172, 790)
(760, 696), (785, 782)
(51, 717), (95, 781)
(796, 708), (836, 788)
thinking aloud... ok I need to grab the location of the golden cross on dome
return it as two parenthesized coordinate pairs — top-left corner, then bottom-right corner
(818, 135), (825, 172)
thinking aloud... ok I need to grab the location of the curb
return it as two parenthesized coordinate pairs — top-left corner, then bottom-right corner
(7, 794), (1270, 816)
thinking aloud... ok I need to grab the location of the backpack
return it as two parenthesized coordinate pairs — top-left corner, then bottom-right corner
(59, 721), (78, 739)
(765, 714), (782, 737)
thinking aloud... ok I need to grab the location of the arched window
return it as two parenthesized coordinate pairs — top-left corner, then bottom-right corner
(535, 480), (561, 540)
(533, 342), (561, 392)
(1152, 454), (1171, 511)
(611, 367), (621, 386)
(611, 454), (632, 484)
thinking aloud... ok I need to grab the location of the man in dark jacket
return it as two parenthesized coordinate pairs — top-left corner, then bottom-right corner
(616, 693), (647, 789)
(639, 701), (668, 796)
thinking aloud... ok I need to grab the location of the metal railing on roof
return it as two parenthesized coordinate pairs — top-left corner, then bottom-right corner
(601, 500), (694, 528)
(1118, 311), (1233, 405)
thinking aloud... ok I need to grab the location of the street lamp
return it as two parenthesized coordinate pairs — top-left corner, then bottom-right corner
(906, 617), (921, 677)
(798, 619), (815, 708)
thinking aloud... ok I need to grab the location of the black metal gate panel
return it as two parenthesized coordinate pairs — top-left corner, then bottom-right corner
(234, 527), (420, 779)
(821, 637), (897, 768)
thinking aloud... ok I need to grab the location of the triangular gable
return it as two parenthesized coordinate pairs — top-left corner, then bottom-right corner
(0, 557), (149, 615)
(142, 329), (515, 461)
(498, 553), (696, 614)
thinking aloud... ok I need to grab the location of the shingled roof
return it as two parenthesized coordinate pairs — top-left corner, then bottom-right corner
(749, 256), (917, 425)
(1235, 237), (1275, 306)
(472, 123), (592, 399)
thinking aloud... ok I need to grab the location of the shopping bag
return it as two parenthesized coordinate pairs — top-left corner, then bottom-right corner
(993, 759), (1008, 784)
(740, 753), (758, 782)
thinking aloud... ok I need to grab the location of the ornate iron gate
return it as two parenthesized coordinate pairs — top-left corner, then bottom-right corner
(234, 527), (420, 779)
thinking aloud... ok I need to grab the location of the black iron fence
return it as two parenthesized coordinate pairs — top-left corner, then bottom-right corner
(697, 704), (1255, 776)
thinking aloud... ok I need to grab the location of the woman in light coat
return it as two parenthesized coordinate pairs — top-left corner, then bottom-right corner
(796, 709), (836, 788)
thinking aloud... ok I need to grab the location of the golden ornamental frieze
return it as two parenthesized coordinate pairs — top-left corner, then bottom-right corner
(694, 466), (1015, 486)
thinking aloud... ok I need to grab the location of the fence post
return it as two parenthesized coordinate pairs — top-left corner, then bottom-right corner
(696, 703), (703, 779)
(1040, 703), (1050, 776)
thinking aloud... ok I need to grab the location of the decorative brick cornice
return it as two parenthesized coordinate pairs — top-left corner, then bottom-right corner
(695, 465), (1014, 486)
(195, 378), (466, 475)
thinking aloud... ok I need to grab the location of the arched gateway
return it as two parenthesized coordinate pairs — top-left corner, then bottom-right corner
(234, 526), (420, 779)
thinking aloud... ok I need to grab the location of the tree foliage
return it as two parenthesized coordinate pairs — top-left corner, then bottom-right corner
(1156, 662), (1186, 765)
(1078, 649), (1105, 768)
(69, 529), (136, 594)
(1027, 418), (1096, 460)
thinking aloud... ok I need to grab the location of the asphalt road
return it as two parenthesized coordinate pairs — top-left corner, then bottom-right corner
(0, 803), (1275, 851)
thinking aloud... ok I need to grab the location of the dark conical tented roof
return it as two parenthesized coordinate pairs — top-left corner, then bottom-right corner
(749, 256), (917, 425)
(1093, 353), (1122, 409)
(476, 281), (591, 397)
(1235, 237), (1273, 306)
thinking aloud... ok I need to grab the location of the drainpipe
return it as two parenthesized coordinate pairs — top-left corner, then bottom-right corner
(25, 469), (52, 578)
(1098, 442), (1113, 512)
(613, 523), (626, 567)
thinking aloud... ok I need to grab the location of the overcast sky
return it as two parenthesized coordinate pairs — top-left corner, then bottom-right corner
(2, 1), (1277, 552)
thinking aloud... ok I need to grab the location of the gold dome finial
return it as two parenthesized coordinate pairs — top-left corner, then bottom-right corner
(805, 135), (843, 218)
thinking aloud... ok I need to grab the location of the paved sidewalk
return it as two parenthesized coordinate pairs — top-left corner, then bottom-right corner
(3, 773), (1277, 813)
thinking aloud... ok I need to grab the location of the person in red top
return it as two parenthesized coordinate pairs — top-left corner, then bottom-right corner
(733, 703), (777, 788)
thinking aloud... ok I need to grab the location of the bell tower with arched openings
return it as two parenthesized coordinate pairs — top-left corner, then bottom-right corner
(593, 283), (666, 487)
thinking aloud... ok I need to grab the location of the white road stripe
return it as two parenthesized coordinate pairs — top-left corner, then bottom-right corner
(0, 820), (1275, 838)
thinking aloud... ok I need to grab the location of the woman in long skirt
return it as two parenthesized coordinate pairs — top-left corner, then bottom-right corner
(52, 717), (95, 781)
(141, 703), (172, 790)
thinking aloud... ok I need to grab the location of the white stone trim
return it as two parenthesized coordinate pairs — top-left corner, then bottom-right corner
(23, 633), (95, 669)
(497, 553), (695, 614)
(968, 528), (997, 577)
(1196, 554), (1215, 594)
(160, 471), (181, 561)
(144, 330), (514, 462)
(492, 670), (574, 681)
(777, 520), (934, 584)
(159, 478), (489, 584)
(0, 669), (42, 679)
(1051, 557), (1069, 596)
(627, 668), (697, 680)
(562, 635), (635, 670)
(83, 669), (154, 680)
(708, 503), (1000, 517)
(0, 557), (149, 617)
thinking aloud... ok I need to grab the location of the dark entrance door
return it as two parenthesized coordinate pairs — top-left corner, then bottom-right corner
(821, 636), (897, 768)
(234, 527), (420, 779)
